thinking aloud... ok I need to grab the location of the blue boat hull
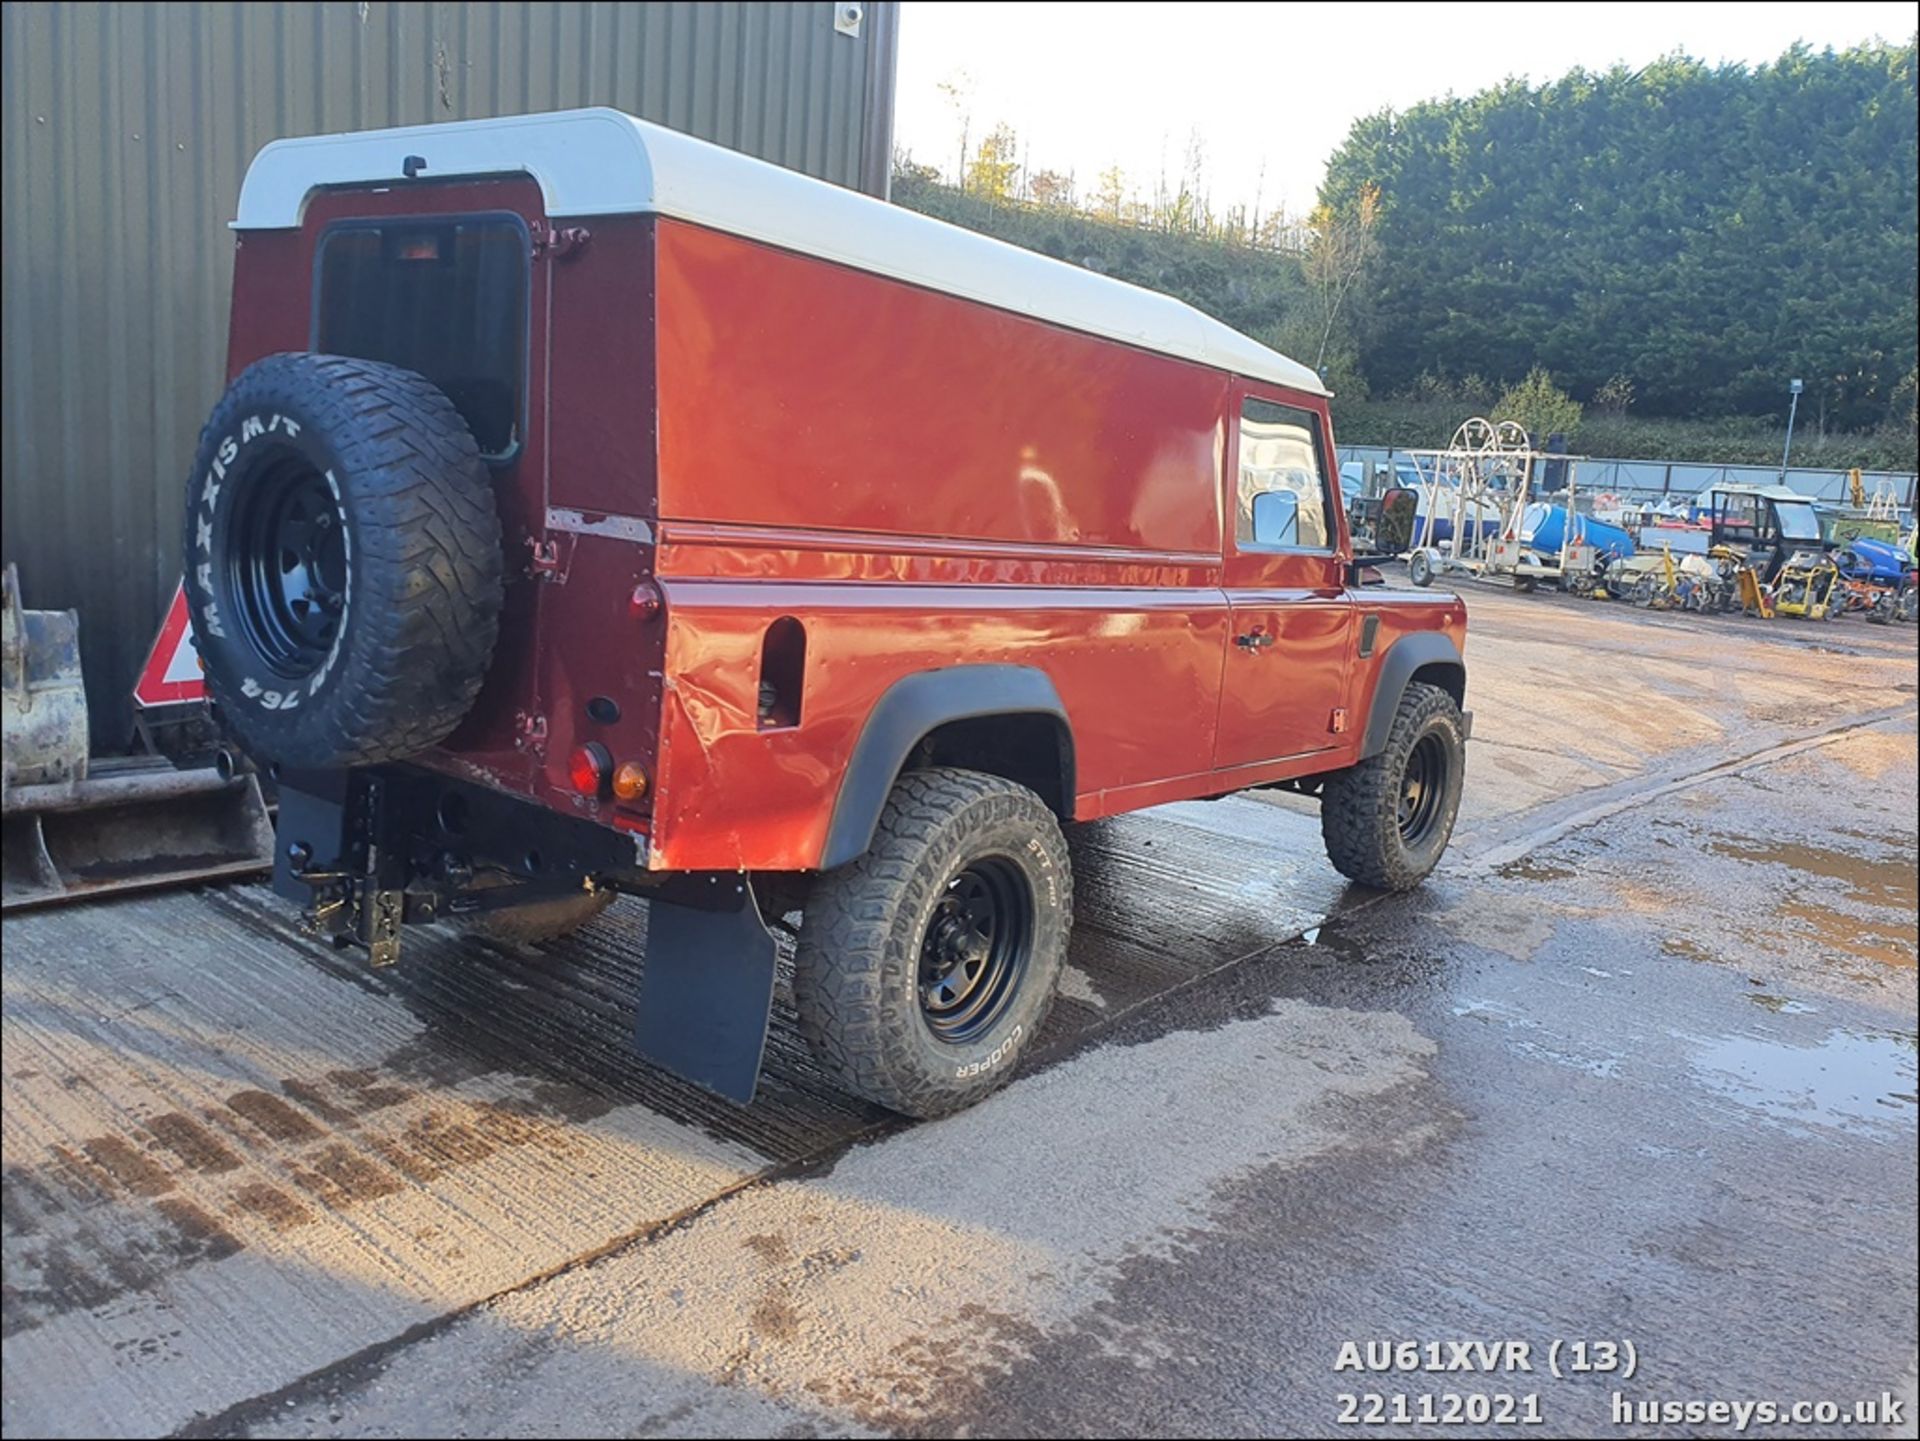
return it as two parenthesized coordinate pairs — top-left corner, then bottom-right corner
(1519, 503), (1636, 560)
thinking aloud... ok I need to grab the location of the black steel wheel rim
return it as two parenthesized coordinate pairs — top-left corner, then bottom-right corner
(1398, 731), (1451, 847)
(229, 455), (348, 677)
(919, 855), (1033, 1045)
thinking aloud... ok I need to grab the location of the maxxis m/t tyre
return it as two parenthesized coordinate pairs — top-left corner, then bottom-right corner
(1320, 681), (1466, 892)
(793, 767), (1072, 1119)
(182, 352), (503, 770)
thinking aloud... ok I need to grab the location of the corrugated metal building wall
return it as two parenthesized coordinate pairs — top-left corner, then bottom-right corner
(1, 0), (899, 742)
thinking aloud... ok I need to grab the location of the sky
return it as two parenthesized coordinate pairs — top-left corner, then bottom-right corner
(892, 1), (1918, 219)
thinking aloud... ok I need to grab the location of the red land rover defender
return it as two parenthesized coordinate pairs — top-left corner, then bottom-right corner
(184, 109), (1468, 1117)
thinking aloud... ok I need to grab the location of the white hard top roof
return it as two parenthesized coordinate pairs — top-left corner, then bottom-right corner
(235, 107), (1329, 397)
(1703, 484), (1818, 503)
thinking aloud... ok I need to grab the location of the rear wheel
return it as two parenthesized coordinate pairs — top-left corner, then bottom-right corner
(793, 768), (1071, 1118)
(1320, 682), (1466, 891)
(1409, 549), (1436, 587)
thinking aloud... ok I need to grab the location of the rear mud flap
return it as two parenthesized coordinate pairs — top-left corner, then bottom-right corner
(634, 881), (777, 1104)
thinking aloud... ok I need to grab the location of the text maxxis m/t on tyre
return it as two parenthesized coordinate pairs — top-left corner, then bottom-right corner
(182, 352), (504, 771)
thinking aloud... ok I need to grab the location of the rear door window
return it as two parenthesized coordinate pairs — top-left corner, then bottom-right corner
(315, 216), (528, 460)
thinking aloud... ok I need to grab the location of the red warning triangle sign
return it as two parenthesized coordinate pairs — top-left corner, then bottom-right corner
(133, 582), (205, 708)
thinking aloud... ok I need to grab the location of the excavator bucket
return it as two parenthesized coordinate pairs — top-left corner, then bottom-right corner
(1, 563), (271, 910)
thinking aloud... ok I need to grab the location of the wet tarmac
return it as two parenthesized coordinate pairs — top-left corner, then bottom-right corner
(2, 585), (1915, 1438)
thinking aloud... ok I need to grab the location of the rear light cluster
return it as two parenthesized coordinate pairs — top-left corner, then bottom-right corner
(567, 589), (661, 807)
(613, 760), (648, 801)
(567, 743), (647, 804)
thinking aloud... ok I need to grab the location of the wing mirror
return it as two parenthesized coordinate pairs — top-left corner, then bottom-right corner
(1347, 485), (1418, 585)
(1251, 490), (1300, 548)
(1375, 486), (1418, 555)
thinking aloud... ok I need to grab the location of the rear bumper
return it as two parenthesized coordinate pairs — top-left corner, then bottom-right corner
(270, 762), (778, 1104)
(272, 764), (647, 926)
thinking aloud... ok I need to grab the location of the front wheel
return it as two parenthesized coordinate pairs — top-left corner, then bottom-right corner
(1319, 682), (1466, 891)
(793, 768), (1072, 1118)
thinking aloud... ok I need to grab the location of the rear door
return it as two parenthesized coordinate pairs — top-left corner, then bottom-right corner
(302, 179), (550, 788)
(1211, 387), (1355, 771)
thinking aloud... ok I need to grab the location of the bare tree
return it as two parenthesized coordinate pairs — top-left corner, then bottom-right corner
(937, 71), (974, 190)
(1302, 183), (1381, 370)
(1029, 169), (1074, 209)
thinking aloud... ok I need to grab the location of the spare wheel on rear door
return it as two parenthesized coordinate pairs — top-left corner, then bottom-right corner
(182, 352), (504, 770)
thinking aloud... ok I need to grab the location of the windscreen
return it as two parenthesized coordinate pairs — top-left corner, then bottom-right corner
(1777, 502), (1822, 542)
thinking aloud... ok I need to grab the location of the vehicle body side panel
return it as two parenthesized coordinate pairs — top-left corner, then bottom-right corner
(651, 218), (1228, 555)
(647, 217), (1255, 871)
(1346, 595), (1471, 757)
(647, 580), (1230, 871)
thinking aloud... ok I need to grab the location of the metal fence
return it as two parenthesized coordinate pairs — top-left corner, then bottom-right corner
(1336, 444), (1918, 510)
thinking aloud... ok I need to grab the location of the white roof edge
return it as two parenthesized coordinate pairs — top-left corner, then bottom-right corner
(234, 107), (1329, 397)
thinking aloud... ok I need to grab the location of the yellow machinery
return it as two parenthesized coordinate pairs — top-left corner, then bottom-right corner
(1608, 545), (1734, 612)
(1771, 550), (1842, 620)
(1711, 545), (1772, 618)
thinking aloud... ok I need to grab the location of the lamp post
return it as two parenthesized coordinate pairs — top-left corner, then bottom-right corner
(1780, 378), (1803, 480)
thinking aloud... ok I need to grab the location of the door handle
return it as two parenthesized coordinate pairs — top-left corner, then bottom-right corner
(1234, 629), (1275, 650)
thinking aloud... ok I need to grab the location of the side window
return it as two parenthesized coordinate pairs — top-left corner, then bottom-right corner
(315, 216), (528, 461)
(1717, 493), (1758, 540)
(1236, 398), (1334, 551)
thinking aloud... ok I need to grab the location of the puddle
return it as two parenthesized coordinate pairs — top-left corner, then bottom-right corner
(1284, 923), (1379, 967)
(1651, 830), (1918, 973)
(1662, 937), (1718, 963)
(1453, 999), (1625, 1076)
(1777, 898), (1916, 970)
(1702, 834), (1918, 911)
(1494, 856), (1577, 882)
(1746, 994), (1819, 1015)
(1680, 1027), (1919, 1136)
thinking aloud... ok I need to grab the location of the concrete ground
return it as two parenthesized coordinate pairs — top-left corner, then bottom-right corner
(3, 584), (1915, 1440)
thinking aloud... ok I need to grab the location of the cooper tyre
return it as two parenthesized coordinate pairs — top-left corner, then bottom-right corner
(1320, 681), (1466, 891)
(793, 768), (1072, 1118)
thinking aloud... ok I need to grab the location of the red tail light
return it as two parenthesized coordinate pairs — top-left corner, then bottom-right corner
(568, 742), (611, 798)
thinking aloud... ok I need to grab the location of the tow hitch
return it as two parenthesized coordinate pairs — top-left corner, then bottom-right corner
(273, 767), (633, 965)
(272, 765), (777, 1101)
